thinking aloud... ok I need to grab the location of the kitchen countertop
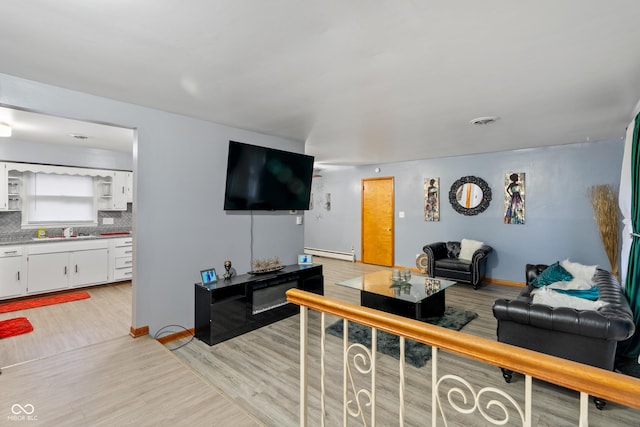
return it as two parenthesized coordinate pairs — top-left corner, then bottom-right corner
(0, 231), (132, 246)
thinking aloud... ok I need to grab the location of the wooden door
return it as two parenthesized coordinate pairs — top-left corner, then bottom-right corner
(361, 177), (394, 266)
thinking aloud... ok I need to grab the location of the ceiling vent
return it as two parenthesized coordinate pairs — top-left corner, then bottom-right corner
(69, 133), (89, 140)
(469, 116), (500, 126)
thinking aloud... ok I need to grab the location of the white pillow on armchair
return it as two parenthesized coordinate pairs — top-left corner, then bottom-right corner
(459, 238), (484, 261)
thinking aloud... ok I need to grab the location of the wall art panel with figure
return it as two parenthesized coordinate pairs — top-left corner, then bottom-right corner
(424, 177), (440, 221)
(504, 172), (525, 224)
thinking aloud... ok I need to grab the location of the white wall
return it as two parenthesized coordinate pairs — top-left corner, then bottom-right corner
(0, 73), (306, 335)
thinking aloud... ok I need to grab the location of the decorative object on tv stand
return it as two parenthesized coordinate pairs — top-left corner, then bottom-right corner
(588, 184), (620, 279)
(504, 172), (525, 224)
(449, 175), (491, 216)
(223, 260), (237, 280)
(249, 256), (284, 274)
(424, 177), (440, 221)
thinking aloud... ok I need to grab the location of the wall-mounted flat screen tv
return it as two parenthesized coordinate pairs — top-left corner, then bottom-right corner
(223, 140), (314, 211)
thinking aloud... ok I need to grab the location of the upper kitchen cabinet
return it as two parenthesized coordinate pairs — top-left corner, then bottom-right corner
(126, 171), (133, 203)
(98, 170), (129, 211)
(0, 162), (8, 210)
(0, 163), (20, 211)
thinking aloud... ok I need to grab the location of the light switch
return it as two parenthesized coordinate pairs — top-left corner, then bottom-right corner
(103, 217), (114, 225)
(399, 211), (405, 218)
(296, 216), (303, 225)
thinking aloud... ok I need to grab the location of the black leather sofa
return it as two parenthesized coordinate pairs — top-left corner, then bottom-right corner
(492, 264), (635, 409)
(422, 241), (493, 289)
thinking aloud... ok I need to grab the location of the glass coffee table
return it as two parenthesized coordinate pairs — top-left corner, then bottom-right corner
(336, 270), (456, 320)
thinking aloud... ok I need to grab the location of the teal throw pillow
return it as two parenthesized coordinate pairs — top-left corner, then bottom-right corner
(530, 262), (573, 287)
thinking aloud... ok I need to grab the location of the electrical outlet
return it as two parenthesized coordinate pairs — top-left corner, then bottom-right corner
(103, 217), (114, 225)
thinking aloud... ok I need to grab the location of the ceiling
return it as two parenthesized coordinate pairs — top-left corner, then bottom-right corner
(1, 1), (639, 165)
(0, 106), (134, 152)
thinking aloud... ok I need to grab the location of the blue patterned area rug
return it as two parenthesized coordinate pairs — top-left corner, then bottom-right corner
(325, 306), (478, 368)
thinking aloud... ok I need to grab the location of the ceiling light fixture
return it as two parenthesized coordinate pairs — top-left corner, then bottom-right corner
(0, 122), (12, 137)
(469, 116), (500, 126)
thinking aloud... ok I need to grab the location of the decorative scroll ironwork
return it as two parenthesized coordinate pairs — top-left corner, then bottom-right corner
(345, 342), (374, 425)
(435, 374), (525, 426)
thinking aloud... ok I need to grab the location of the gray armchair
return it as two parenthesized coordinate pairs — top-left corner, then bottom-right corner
(422, 241), (492, 289)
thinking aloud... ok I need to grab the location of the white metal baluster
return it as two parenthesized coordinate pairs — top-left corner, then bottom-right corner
(525, 375), (532, 427)
(321, 312), (326, 427)
(300, 306), (308, 427)
(579, 392), (589, 427)
(371, 327), (377, 427)
(432, 346), (438, 427)
(343, 319), (348, 426)
(399, 336), (405, 426)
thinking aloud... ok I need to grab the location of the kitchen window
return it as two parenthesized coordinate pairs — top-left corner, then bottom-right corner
(22, 172), (97, 227)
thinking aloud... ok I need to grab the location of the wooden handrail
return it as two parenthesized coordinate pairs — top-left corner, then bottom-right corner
(287, 289), (640, 410)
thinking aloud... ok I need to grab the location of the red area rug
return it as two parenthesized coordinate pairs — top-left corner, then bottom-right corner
(0, 317), (33, 338)
(0, 291), (90, 314)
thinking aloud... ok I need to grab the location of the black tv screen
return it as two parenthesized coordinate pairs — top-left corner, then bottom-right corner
(223, 141), (314, 211)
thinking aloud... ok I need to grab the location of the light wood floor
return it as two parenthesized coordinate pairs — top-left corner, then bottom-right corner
(1, 261), (638, 426)
(1, 283), (132, 368)
(0, 282), (261, 427)
(171, 258), (640, 427)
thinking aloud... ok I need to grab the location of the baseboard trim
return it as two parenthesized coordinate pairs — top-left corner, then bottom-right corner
(129, 325), (149, 338)
(484, 277), (525, 287)
(156, 328), (195, 344)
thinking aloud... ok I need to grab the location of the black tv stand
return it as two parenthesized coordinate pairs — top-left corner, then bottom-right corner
(194, 264), (323, 345)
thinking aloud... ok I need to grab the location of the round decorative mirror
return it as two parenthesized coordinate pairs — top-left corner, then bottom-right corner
(449, 176), (491, 216)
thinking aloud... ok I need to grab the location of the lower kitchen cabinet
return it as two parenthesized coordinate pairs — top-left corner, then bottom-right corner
(110, 237), (133, 281)
(70, 248), (109, 287)
(25, 240), (110, 295)
(0, 246), (24, 299)
(0, 237), (132, 300)
(27, 251), (70, 294)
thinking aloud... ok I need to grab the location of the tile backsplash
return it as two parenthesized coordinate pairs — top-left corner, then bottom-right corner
(0, 204), (132, 242)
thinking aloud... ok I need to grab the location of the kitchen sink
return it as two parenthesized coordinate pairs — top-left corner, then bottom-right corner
(32, 235), (96, 240)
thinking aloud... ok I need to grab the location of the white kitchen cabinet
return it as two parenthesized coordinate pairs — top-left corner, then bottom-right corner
(7, 174), (22, 211)
(97, 171), (128, 211)
(126, 171), (133, 203)
(70, 248), (109, 287)
(0, 246), (25, 299)
(26, 240), (110, 295)
(26, 251), (70, 294)
(0, 162), (8, 211)
(110, 237), (133, 281)
(113, 171), (128, 210)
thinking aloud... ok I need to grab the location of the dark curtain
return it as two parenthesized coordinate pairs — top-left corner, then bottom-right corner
(618, 114), (640, 358)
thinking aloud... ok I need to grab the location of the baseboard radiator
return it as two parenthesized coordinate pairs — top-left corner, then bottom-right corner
(304, 247), (355, 262)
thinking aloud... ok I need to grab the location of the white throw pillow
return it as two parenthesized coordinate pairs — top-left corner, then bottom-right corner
(459, 239), (484, 261)
(560, 259), (597, 281)
(531, 287), (606, 311)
